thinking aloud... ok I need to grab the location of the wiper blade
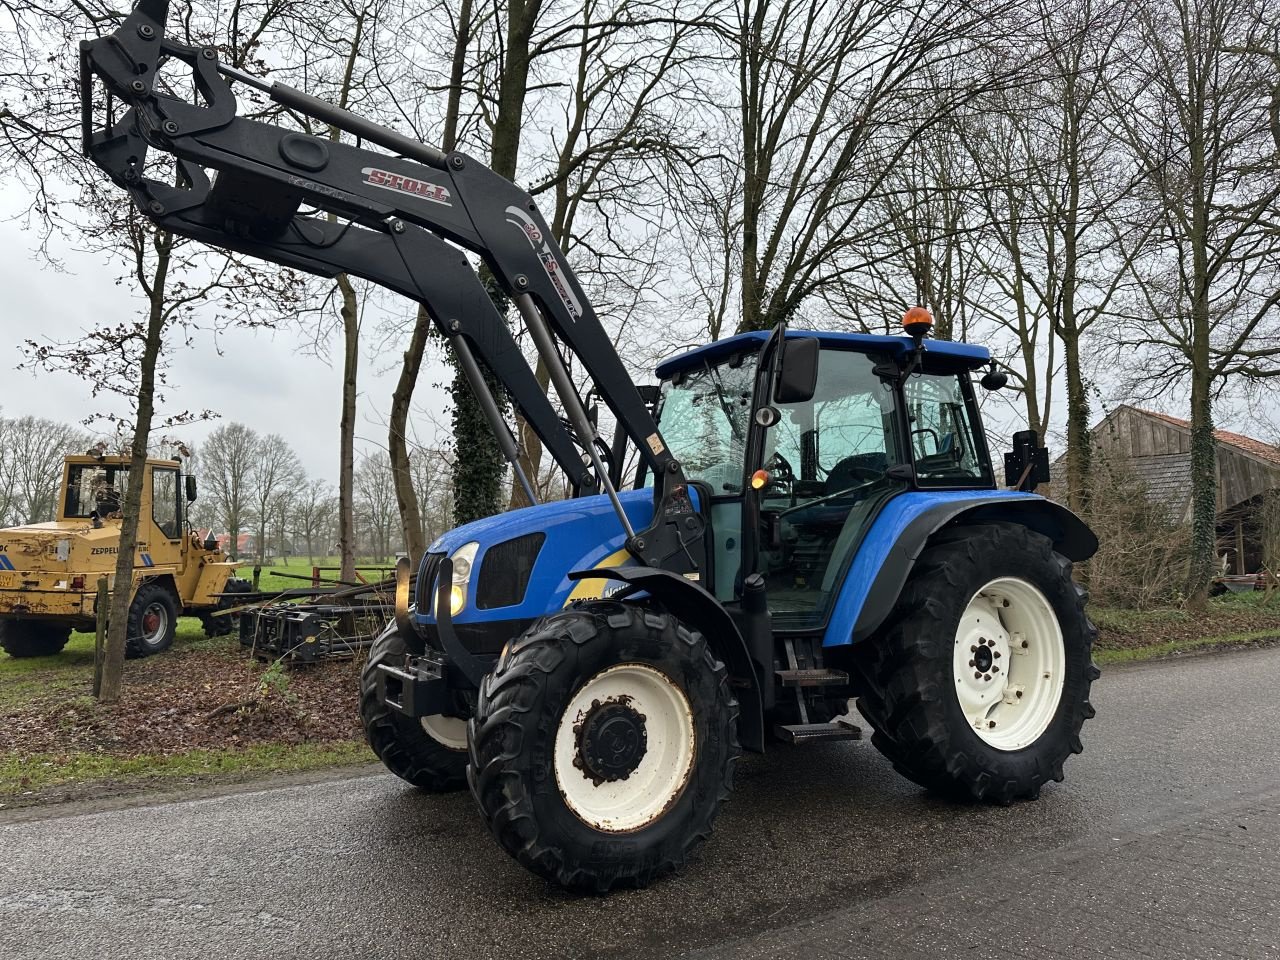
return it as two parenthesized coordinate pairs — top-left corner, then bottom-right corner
(704, 361), (744, 441)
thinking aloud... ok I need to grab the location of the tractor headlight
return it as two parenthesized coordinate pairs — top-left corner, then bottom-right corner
(447, 542), (480, 617)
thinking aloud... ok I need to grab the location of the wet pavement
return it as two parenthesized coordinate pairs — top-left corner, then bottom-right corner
(3, 645), (1279, 959)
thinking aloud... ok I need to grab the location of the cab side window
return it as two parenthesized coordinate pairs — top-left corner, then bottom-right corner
(152, 469), (180, 539)
(904, 374), (986, 486)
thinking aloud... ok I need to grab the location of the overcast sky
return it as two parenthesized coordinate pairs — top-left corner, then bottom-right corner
(0, 197), (458, 484)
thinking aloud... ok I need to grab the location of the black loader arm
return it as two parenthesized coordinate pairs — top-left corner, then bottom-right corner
(79, 0), (705, 574)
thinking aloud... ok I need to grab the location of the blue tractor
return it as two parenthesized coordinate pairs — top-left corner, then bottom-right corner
(82, 2), (1099, 893)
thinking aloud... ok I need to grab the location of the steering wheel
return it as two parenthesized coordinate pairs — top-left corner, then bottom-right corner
(825, 455), (883, 493)
(765, 451), (795, 485)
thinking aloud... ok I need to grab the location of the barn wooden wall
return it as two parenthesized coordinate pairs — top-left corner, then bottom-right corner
(1095, 406), (1279, 510)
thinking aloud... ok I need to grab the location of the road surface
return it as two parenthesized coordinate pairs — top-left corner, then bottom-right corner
(3, 646), (1279, 959)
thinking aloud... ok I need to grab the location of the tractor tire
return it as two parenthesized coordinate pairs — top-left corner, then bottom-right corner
(125, 581), (180, 658)
(0, 620), (72, 658)
(201, 577), (253, 638)
(855, 522), (1099, 804)
(468, 600), (739, 893)
(359, 623), (469, 792)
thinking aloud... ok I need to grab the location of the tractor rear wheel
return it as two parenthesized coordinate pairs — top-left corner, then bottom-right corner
(468, 600), (739, 893)
(359, 624), (468, 792)
(125, 582), (180, 658)
(856, 522), (1099, 804)
(0, 620), (72, 658)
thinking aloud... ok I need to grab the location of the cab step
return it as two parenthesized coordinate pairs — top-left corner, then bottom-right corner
(776, 668), (849, 688)
(773, 718), (862, 744)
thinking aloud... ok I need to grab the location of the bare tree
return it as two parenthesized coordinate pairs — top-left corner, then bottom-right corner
(291, 477), (337, 565)
(354, 450), (399, 562)
(250, 434), (302, 564)
(0, 416), (90, 524)
(689, 0), (1023, 335)
(5, 1), (300, 702)
(200, 423), (259, 561)
(1108, 0), (1280, 604)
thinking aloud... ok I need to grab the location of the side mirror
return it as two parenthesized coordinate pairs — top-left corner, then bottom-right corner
(775, 337), (819, 405)
(981, 362), (1008, 391)
(185, 475), (197, 502)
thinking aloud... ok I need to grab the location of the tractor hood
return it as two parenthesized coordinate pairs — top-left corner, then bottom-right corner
(423, 489), (657, 623)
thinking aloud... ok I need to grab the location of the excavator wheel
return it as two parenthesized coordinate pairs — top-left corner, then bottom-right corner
(0, 621), (73, 658)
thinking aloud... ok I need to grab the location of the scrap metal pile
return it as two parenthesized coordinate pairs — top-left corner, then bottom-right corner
(217, 573), (412, 665)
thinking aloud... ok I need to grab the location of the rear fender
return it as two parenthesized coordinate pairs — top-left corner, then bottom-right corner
(567, 566), (766, 753)
(824, 492), (1097, 648)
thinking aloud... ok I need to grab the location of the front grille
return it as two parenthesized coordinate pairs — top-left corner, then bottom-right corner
(476, 533), (545, 609)
(415, 552), (445, 614)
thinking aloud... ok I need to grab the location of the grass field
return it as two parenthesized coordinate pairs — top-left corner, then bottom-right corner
(231, 555), (401, 594)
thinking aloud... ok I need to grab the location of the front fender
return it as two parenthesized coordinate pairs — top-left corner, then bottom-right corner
(823, 491), (1097, 648)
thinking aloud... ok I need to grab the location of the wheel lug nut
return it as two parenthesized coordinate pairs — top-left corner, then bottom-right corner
(974, 671), (982, 680)
(970, 645), (978, 653)
(994, 651), (1002, 659)
(988, 720), (997, 728)
(992, 665), (999, 673)
(1020, 640), (1029, 649)
(968, 659), (976, 667)
(1016, 690), (1023, 698)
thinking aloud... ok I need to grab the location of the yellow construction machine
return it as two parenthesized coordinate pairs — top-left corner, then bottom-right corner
(0, 454), (248, 658)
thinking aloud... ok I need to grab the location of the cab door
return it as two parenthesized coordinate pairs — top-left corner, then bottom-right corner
(144, 464), (185, 571)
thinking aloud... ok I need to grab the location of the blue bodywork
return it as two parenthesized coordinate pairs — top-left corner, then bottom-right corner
(415, 488), (654, 628)
(820, 489), (1044, 647)
(417, 484), (1067, 647)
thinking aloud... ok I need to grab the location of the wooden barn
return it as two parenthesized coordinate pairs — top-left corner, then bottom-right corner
(1072, 405), (1280, 574)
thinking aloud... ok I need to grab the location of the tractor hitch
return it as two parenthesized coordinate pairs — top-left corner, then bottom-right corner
(376, 652), (452, 718)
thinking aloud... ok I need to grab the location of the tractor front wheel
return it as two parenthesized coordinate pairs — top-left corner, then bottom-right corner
(468, 601), (739, 893)
(359, 624), (469, 792)
(0, 620), (72, 658)
(856, 522), (1099, 804)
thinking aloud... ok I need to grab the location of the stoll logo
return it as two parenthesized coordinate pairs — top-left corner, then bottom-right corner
(361, 168), (451, 206)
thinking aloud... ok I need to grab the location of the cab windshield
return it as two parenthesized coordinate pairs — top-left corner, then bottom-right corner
(653, 358), (756, 493)
(64, 464), (130, 518)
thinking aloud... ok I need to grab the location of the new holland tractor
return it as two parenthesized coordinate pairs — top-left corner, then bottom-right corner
(81, 1), (1099, 892)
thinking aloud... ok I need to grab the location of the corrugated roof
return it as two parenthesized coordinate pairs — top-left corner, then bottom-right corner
(1139, 409), (1280, 467)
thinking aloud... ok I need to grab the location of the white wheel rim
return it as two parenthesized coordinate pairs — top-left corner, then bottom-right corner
(952, 577), (1065, 751)
(420, 714), (468, 751)
(553, 663), (696, 833)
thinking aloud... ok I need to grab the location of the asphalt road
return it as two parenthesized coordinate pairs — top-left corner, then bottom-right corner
(3, 646), (1280, 960)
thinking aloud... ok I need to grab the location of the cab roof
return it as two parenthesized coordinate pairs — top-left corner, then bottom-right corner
(654, 330), (990, 381)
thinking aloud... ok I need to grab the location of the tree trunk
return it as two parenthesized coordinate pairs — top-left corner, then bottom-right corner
(450, 0), (538, 525)
(389, 305), (430, 563)
(388, 0), (473, 545)
(99, 232), (171, 704)
(337, 273), (359, 581)
(507, 357), (549, 510)
(1186, 111), (1215, 609)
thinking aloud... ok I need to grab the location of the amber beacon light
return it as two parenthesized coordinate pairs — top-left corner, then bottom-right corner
(902, 306), (933, 339)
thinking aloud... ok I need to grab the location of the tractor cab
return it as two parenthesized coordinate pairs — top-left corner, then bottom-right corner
(651, 330), (995, 630)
